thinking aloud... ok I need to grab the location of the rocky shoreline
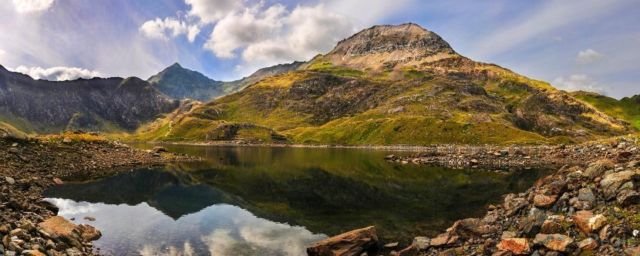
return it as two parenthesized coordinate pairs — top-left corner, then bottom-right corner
(310, 136), (640, 255)
(384, 141), (639, 170)
(0, 133), (195, 256)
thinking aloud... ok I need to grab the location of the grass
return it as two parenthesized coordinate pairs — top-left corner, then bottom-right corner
(572, 92), (640, 130)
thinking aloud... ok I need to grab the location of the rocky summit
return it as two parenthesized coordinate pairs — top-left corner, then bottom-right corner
(131, 23), (633, 145)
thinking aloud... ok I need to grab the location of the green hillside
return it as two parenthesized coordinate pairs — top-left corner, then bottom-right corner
(572, 91), (640, 130)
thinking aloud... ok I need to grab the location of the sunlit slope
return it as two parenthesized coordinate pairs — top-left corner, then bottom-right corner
(130, 24), (630, 145)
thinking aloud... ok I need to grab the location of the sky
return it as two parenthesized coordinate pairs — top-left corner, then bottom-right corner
(0, 0), (638, 98)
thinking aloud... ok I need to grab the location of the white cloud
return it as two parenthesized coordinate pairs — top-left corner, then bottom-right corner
(12, 0), (54, 13)
(204, 3), (355, 73)
(576, 49), (604, 64)
(185, 0), (242, 24)
(553, 74), (604, 94)
(12, 66), (102, 81)
(140, 17), (201, 42)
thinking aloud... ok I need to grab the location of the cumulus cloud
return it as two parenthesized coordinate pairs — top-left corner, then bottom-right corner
(140, 17), (201, 42)
(12, 0), (54, 13)
(576, 49), (604, 64)
(553, 74), (605, 94)
(12, 66), (102, 81)
(204, 3), (355, 72)
(185, 0), (242, 24)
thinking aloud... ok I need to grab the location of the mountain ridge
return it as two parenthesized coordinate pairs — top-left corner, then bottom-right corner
(130, 23), (632, 145)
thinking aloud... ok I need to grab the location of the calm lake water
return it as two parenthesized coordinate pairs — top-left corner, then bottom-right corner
(44, 145), (548, 256)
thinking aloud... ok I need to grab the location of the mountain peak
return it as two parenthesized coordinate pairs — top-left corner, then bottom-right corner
(330, 23), (455, 57)
(320, 23), (458, 71)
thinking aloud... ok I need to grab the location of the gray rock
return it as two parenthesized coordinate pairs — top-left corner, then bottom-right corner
(584, 159), (614, 178)
(617, 189), (640, 207)
(412, 236), (430, 250)
(5, 176), (15, 185)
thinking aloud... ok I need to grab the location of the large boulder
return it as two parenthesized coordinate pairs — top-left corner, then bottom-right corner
(38, 216), (101, 248)
(307, 226), (379, 256)
(600, 170), (640, 199)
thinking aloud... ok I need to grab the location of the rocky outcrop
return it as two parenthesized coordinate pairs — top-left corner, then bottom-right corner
(0, 65), (178, 133)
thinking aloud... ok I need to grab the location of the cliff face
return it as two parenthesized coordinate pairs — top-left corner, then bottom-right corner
(0, 65), (178, 133)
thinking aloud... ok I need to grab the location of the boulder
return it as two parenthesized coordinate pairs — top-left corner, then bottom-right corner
(617, 189), (640, 207)
(307, 226), (379, 256)
(533, 233), (574, 252)
(577, 238), (598, 251)
(430, 232), (459, 248)
(600, 170), (640, 199)
(573, 211), (607, 234)
(497, 238), (530, 255)
(584, 159), (614, 178)
(533, 194), (557, 208)
(38, 216), (82, 248)
(450, 218), (496, 238)
(503, 194), (528, 216)
(412, 237), (430, 250)
(76, 224), (101, 241)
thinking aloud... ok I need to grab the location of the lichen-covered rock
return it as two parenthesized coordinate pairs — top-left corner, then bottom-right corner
(533, 233), (574, 252)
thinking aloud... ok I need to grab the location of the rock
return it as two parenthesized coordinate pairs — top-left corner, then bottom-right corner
(617, 189), (640, 207)
(5, 176), (15, 185)
(450, 218), (496, 238)
(52, 178), (64, 185)
(540, 219), (564, 234)
(306, 226), (378, 256)
(600, 170), (640, 199)
(430, 232), (459, 248)
(626, 246), (640, 256)
(384, 154), (397, 160)
(38, 216), (82, 248)
(62, 137), (72, 144)
(533, 233), (574, 252)
(584, 159), (614, 178)
(152, 146), (167, 153)
(21, 250), (46, 256)
(577, 188), (596, 205)
(504, 194), (528, 216)
(497, 238), (530, 255)
(83, 216), (96, 221)
(75, 224), (101, 241)
(412, 237), (430, 250)
(384, 242), (399, 248)
(573, 211), (607, 234)
(577, 238), (598, 251)
(533, 194), (557, 208)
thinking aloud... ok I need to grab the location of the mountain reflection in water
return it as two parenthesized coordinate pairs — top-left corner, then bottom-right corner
(45, 145), (549, 255)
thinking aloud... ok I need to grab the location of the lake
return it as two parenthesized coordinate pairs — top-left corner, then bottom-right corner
(44, 145), (548, 255)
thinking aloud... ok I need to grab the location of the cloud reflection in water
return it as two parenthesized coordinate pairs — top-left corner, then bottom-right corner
(47, 198), (326, 256)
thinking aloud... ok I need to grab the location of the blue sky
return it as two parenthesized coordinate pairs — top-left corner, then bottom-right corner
(0, 0), (638, 98)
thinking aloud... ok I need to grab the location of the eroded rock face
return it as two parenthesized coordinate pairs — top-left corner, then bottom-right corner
(306, 226), (379, 256)
(0, 66), (178, 132)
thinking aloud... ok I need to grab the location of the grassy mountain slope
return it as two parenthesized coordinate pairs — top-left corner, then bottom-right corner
(130, 24), (630, 145)
(572, 91), (640, 130)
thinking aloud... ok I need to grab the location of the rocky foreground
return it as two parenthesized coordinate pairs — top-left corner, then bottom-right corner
(310, 136), (640, 256)
(0, 133), (194, 256)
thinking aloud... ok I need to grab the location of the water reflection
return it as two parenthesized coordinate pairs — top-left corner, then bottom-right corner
(46, 198), (325, 256)
(45, 145), (549, 255)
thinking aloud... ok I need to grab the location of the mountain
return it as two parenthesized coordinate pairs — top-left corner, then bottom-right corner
(131, 23), (631, 145)
(572, 91), (640, 130)
(149, 62), (304, 101)
(148, 63), (227, 101)
(0, 65), (178, 133)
